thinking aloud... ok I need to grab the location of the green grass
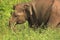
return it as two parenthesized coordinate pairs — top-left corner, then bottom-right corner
(0, 0), (60, 40)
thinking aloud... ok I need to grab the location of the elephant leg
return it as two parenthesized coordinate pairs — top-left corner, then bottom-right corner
(47, 14), (60, 28)
(47, 3), (60, 28)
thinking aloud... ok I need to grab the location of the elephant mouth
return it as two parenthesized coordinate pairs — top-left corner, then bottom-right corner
(16, 21), (25, 24)
(16, 22), (21, 24)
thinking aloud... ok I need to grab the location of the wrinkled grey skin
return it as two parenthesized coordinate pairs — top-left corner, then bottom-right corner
(9, 0), (60, 29)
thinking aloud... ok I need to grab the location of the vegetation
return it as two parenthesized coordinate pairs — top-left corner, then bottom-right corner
(0, 0), (60, 40)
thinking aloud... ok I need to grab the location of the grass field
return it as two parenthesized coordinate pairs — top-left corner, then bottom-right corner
(0, 0), (60, 40)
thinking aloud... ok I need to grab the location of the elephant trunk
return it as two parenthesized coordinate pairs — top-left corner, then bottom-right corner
(9, 17), (17, 30)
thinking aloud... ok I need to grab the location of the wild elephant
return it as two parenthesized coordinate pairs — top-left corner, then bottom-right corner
(9, 0), (60, 29)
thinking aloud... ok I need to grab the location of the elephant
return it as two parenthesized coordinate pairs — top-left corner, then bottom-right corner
(9, 0), (60, 29)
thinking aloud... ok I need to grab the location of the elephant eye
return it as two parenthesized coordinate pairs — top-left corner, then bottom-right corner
(14, 15), (17, 17)
(14, 14), (19, 17)
(14, 14), (18, 17)
(14, 14), (20, 17)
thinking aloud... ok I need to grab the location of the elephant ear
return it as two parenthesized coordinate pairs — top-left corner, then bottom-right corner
(24, 4), (33, 16)
(23, 4), (33, 26)
(23, 4), (38, 27)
